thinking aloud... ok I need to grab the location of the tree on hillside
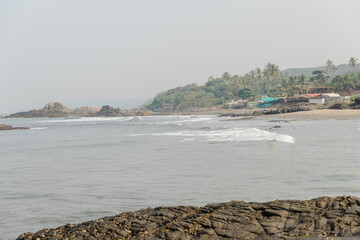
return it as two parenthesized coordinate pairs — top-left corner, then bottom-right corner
(349, 57), (358, 69)
(326, 59), (337, 73)
(348, 57), (358, 90)
(310, 70), (328, 86)
(298, 74), (307, 88)
(254, 67), (264, 96)
(263, 63), (280, 94)
(222, 72), (231, 81)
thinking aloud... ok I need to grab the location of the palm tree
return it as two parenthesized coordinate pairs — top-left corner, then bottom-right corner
(248, 70), (256, 88)
(326, 59), (337, 73)
(222, 72), (231, 81)
(349, 57), (358, 69)
(263, 63), (280, 95)
(255, 67), (263, 96)
(348, 57), (358, 91)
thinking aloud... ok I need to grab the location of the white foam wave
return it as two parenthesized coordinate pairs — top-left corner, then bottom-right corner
(146, 115), (193, 119)
(147, 117), (212, 125)
(129, 128), (295, 143)
(30, 127), (48, 130)
(38, 117), (134, 123)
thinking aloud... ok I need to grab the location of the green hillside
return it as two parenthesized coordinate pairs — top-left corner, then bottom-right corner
(147, 60), (360, 111)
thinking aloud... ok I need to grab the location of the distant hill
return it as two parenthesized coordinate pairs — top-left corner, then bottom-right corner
(282, 64), (360, 77)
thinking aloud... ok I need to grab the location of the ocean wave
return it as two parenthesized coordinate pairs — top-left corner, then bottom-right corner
(30, 127), (48, 130)
(146, 117), (212, 126)
(38, 117), (134, 123)
(129, 127), (295, 143)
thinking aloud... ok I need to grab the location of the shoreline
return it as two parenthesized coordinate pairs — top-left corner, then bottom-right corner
(3, 108), (360, 121)
(172, 108), (360, 120)
(18, 196), (360, 240)
(258, 109), (360, 119)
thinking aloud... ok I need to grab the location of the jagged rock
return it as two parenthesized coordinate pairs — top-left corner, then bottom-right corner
(17, 196), (360, 240)
(0, 124), (29, 131)
(73, 106), (101, 116)
(42, 102), (72, 113)
(74, 106), (100, 113)
(5, 103), (129, 118)
(96, 105), (124, 117)
(5, 102), (73, 118)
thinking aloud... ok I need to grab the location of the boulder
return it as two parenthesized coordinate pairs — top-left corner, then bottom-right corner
(5, 102), (73, 118)
(96, 105), (125, 117)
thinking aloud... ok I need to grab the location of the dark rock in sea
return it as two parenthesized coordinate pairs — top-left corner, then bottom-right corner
(17, 196), (360, 240)
(5, 102), (73, 118)
(96, 105), (125, 117)
(0, 124), (29, 131)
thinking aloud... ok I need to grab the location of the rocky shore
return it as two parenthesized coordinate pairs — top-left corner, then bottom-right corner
(18, 196), (360, 239)
(0, 124), (29, 131)
(219, 103), (317, 118)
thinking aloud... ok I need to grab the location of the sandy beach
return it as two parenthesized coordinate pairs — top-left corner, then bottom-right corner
(260, 109), (360, 119)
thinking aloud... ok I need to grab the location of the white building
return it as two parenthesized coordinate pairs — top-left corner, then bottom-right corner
(309, 96), (325, 104)
(309, 93), (342, 105)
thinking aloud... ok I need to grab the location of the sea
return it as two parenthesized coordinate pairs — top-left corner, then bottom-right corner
(1, 115), (360, 239)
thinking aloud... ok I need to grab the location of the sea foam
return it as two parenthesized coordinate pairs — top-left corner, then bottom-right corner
(146, 117), (212, 126)
(30, 127), (48, 130)
(38, 117), (134, 123)
(129, 127), (295, 143)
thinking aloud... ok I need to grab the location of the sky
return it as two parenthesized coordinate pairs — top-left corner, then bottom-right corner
(1, 0), (360, 113)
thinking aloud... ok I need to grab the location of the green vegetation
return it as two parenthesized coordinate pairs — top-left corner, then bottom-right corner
(147, 59), (360, 110)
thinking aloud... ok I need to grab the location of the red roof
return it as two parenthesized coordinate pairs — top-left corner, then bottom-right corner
(306, 94), (321, 98)
(310, 95), (325, 99)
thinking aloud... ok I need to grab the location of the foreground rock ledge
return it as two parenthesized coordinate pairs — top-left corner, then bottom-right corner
(0, 124), (29, 131)
(18, 196), (360, 240)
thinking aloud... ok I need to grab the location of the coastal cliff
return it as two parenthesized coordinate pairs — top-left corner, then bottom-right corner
(18, 196), (360, 239)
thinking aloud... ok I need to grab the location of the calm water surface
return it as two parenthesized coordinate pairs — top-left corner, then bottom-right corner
(0, 115), (359, 239)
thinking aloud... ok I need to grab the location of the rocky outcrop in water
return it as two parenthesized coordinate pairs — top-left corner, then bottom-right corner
(6, 102), (73, 118)
(5, 103), (127, 118)
(73, 106), (101, 115)
(17, 196), (360, 239)
(0, 124), (29, 131)
(96, 105), (125, 117)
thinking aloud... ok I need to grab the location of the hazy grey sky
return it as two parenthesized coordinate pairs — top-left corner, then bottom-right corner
(1, 0), (360, 113)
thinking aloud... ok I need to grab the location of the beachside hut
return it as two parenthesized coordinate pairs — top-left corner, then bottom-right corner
(322, 93), (342, 104)
(258, 97), (276, 108)
(309, 93), (342, 105)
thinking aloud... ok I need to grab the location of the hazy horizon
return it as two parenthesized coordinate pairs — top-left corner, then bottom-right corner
(1, 0), (360, 113)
